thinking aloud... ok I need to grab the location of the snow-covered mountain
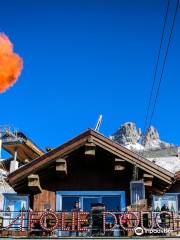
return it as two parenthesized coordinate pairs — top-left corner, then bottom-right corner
(110, 122), (179, 174)
(110, 122), (173, 151)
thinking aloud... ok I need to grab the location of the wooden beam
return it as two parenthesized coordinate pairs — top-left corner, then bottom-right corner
(114, 158), (126, 171)
(143, 174), (154, 178)
(91, 135), (174, 184)
(56, 159), (67, 177)
(87, 137), (94, 143)
(143, 173), (154, 187)
(115, 165), (125, 171)
(115, 158), (125, 162)
(152, 187), (164, 195)
(24, 159), (30, 163)
(144, 181), (153, 187)
(8, 129), (174, 188)
(28, 174), (42, 193)
(8, 131), (90, 185)
(85, 142), (96, 158)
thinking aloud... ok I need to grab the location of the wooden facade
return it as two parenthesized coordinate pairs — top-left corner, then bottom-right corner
(33, 190), (56, 211)
(7, 129), (175, 212)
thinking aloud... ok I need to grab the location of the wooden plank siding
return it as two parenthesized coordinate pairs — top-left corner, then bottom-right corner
(92, 137), (173, 183)
(8, 131), (90, 185)
(33, 190), (56, 211)
(8, 129), (174, 187)
(7, 126), (175, 215)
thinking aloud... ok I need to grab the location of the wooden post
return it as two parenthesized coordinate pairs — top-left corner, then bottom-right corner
(85, 142), (96, 158)
(143, 174), (154, 187)
(114, 158), (126, 171)
(28, 174), (42, 193)
(56, 159), (67, 177)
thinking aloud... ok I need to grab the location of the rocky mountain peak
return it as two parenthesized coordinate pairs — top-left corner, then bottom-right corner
(145, 126), (160, 141)
(110, 122), (141, 145)
(110, 122), (172, 150)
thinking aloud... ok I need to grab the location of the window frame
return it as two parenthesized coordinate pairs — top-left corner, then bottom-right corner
(56, 191), (126, 211)
(130, 180), (145, 205)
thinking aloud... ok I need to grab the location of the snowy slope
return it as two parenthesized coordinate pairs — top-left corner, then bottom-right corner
(110, 122), (179, 174)
(147, 156), (180, 174)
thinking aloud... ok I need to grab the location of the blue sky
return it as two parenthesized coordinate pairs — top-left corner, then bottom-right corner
(0, 0), (180, 151)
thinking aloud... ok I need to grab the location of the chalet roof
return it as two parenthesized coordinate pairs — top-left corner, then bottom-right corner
(8, 129), (175, 186)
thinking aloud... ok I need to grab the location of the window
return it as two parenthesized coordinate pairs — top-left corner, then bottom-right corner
(130, 181), (145, 204)
(62, 196), (79, 211)
(153, 193), (179, 212)
(56, 191), (125, 237)
(56, 191), (125, 212)
(102, 196), (121, 211)
(3, 193), (29, 230)
(83, 197), (100, 211)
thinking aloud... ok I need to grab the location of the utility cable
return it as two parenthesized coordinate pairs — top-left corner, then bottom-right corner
(143, 0), (170, 136)
(147, 0), (179, 129)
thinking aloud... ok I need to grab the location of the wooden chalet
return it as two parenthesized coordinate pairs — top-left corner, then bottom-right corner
(7, 129), (175, 212)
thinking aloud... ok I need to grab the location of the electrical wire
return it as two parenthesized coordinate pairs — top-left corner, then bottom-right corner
(143, 0), (170, 136)
(147, 0), (179, 129)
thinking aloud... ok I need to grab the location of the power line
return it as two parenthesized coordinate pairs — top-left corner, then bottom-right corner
(143, 0), (170, 135)
(147, 0), (179, 128)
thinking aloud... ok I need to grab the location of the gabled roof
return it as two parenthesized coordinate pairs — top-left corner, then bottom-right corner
(8, 129), (174, 186)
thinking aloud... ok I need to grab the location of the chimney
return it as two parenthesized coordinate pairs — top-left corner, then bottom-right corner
(10, 151), (19, 173)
